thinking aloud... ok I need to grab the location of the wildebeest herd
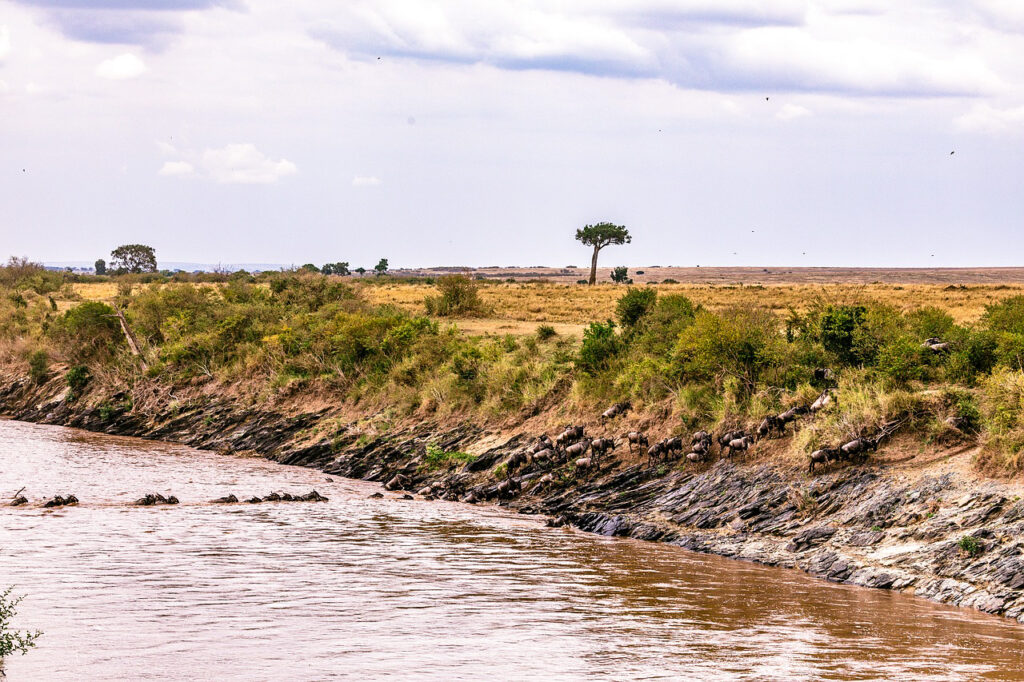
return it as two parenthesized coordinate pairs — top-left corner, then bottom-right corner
(501, 374), (895, 487)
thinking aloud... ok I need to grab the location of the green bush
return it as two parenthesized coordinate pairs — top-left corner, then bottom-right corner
(578, 320), (619, 374)
(876, 336), (924, 386)
(817, 304), (867, 363)
(906, 306), (956, 340)
(27, 350), (49, 384)
(536, 324), (557, 340)
(422, 443), (476, 469)
(673, 307), (783, 392)
(983, 296), (1024, 335)
(52, 301), (122, 358)
(65, 365), (91, 399)
(423, 275), (486, 317)
(0, 586), (41, 659)
(958, 535), (983, 557)
(615, 287), (657, 328)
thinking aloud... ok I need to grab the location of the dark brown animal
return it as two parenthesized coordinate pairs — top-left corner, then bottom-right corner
(756, 415), (785, 439)
(590, 437), (615, 461)
(646, 441), (666, 466)
(808, 446), (839, 473)
(723, 435), (754, 459)
(626, 431), (649, 455)
(601, 402), (631, 420)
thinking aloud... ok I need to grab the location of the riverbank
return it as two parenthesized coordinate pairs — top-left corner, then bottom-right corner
(4, 371), (1024, 625)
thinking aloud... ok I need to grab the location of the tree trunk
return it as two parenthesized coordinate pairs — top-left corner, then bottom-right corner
(589, 245), (600, 285)
(113, 305), (148, 370)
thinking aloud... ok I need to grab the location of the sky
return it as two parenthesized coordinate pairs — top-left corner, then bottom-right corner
(1, 0), (1022, 269)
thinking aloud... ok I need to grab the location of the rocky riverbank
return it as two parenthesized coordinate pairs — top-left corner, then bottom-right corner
(3, 373), (1024, 624)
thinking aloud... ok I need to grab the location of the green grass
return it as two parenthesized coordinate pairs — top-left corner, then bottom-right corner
(422, 443), (476, 470)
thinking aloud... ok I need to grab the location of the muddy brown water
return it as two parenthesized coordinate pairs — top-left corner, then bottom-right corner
(2, 420), (1024, 680)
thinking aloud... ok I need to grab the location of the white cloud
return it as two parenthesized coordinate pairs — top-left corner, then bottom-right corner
(95, 53), (147, 80)
(776, 103), (812, 120)
(201, 143), (297, 184)
(157, 142), (297, 183)
(0, 80), (8, 95)
(352, 176), (381, 187)
(159, 160), (195, 177)
(0, 26), (10, 61)
(956, 103), (1024, 136)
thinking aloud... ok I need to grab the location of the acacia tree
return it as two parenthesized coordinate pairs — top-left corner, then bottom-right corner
(109, 244), (157, 274)
(576, 222), (631, 285)
(94, 259), (106, 275)
(374, 258), (389, 276)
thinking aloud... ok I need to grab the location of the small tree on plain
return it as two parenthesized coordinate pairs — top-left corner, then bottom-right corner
(109, 244), (157, 274)
(94, 259), (106, 276)
(611, 266), (632, 284)
(355, 267), (366, 277)
(576, 222), (631, 285)
(374, 258), (389, 276)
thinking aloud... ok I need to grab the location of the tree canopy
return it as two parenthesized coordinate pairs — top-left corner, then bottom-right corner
(576, 222), (631, 285)
(374, 258), (389, 276)
(110, 244), (157, 274)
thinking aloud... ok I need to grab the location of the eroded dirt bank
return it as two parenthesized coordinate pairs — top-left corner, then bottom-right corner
(4, 374), (1024, 624)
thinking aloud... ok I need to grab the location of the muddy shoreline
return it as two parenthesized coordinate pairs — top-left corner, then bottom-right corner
(4, 374), (1024, 624)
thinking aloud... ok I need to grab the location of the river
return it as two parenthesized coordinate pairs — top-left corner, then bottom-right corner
(2, 419), (1023, 680)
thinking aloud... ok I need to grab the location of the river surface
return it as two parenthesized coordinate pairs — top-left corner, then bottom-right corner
(2, 419), (1024, 680)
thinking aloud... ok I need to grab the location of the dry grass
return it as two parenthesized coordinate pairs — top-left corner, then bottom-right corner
(363, 281), (1024, 326)
(66, 279), (1024, 334)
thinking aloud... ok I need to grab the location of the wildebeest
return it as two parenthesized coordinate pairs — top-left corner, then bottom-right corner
(496, 477), (521, 498)
(778, 405), (809, 423)
(590, 437), (615, 461)
(685, 450), (707, 464)
(564, 439), (591, 459)
(723, 435), (754, 459)
(808, 446), (839, 473)
(663, 437), (684, 459)
(810, 390), (834, 413)
(813, 367), (835, 383)
(626, 431), (649, 455)
(529, 434), (554, 454)
(840, 436), (878, 462)
(504, 450), (531, 479)
(922, 338), (951, 352)
(646, 441), (666, 466)
(532, 447), (555, 466)
(556, 425), (585, 449)
(574, 456), (594, 473)
(718, 430), (746, 451)
(757, 415), (785, 439)
(385, 473), (411, 491)
(43, 494), (79, 508)
(601, 401), (631, 420)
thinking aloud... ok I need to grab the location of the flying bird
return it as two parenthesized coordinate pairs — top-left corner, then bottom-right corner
(950, 150), (955, 155)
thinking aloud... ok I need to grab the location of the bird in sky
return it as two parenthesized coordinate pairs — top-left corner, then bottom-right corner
(950, 150), (955, 155)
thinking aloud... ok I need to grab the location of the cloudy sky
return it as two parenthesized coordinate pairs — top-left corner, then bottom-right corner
(2, 1), (1023, 268)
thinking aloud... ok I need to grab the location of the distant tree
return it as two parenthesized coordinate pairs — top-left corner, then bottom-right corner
(321, 262), (350, 276)
(374, 258), (389, 276)
(576, 222), (631, 285)
(299, 263), (319, 273)
(355, 267), (367, 277)
(610, 266), (632, 284)
(94, 259), (106, 276)
(110, 244), (157, 274)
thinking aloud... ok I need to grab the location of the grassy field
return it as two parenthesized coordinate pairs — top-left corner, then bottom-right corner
(69, 279), (1024, 335)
